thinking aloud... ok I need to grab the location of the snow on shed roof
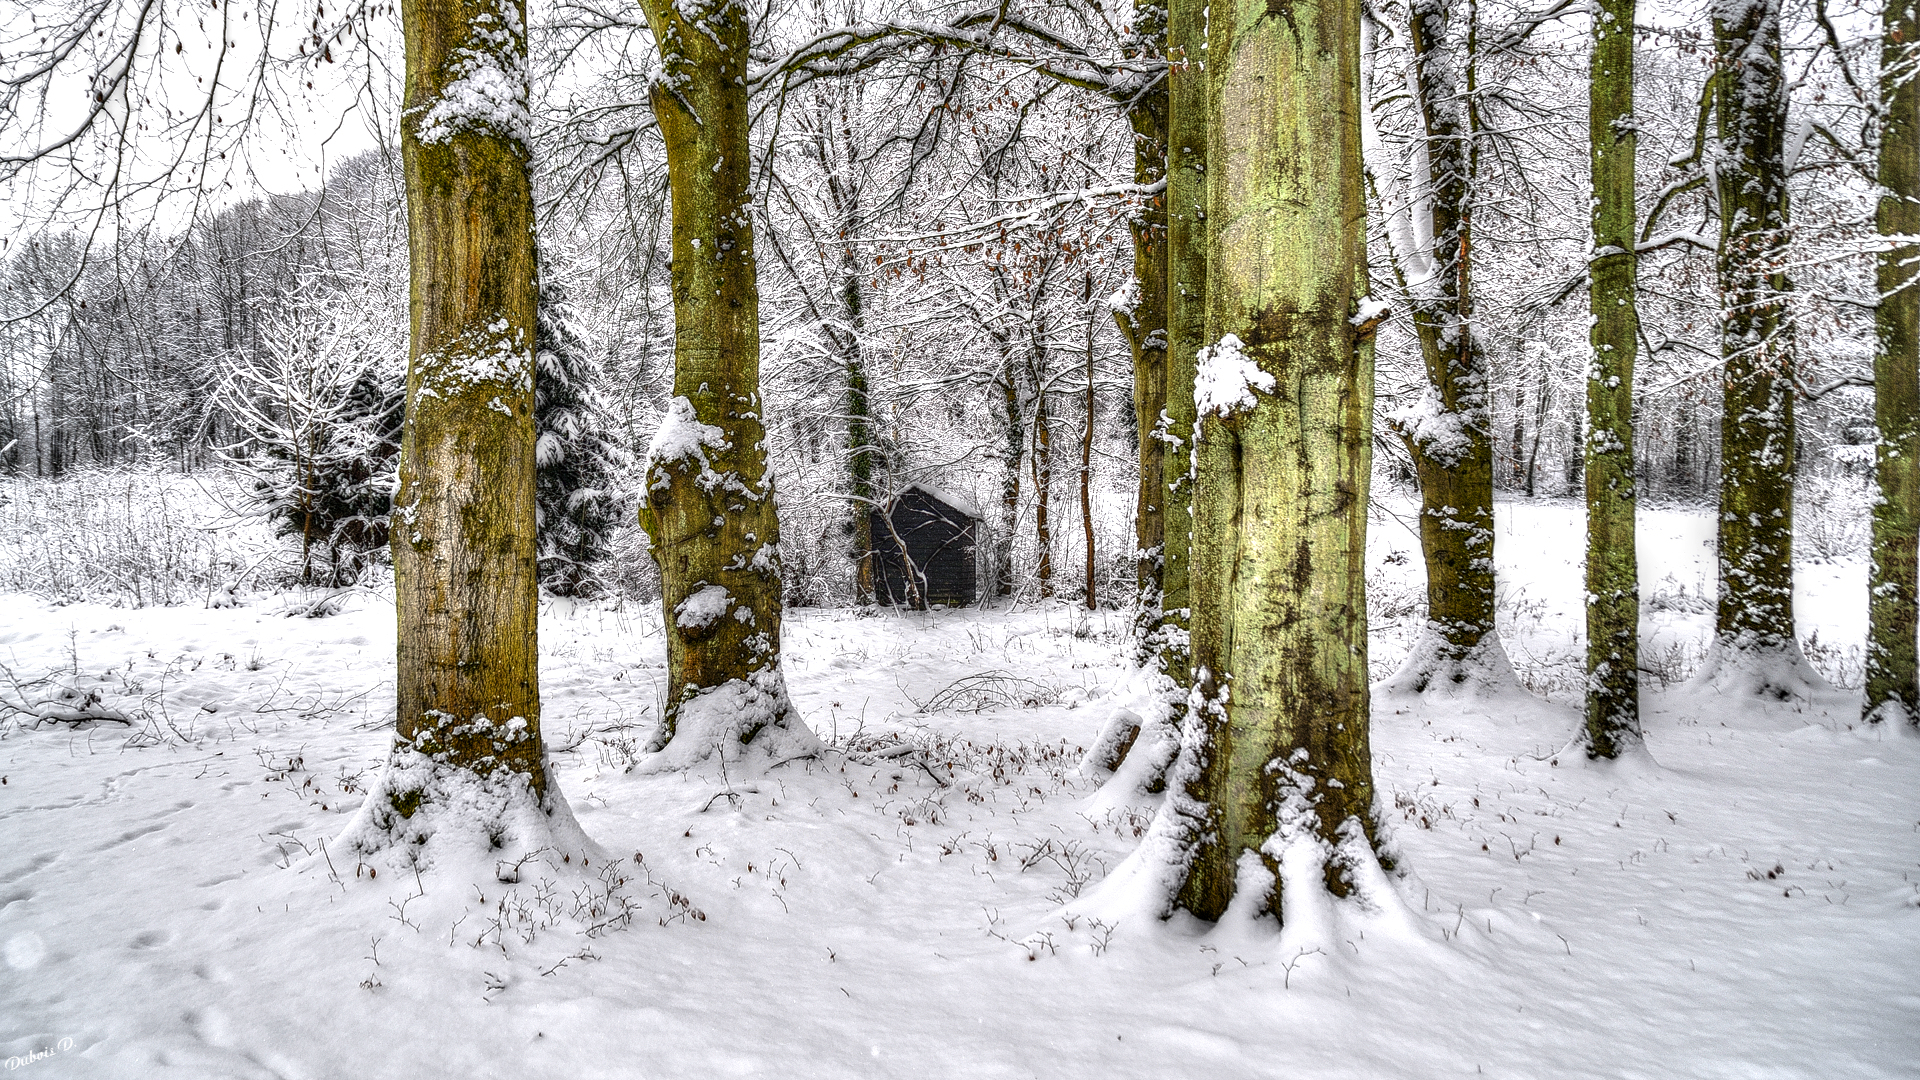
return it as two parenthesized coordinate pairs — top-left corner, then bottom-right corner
(896, 481), (981, 521)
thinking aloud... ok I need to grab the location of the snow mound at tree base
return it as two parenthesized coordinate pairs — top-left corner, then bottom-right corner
(318, 740), (662, 969)
(1680, 636), (1833, 705)
(636, 666), (824, 775)
(1078, 668), (1181, 813)
(1376, 625), (1528, 703)
(1863, 698), (1920, 730)
(1570, 734), (1665, 775)
(1048, 808), (1430, 970)
(1061, 702), (1424, 959)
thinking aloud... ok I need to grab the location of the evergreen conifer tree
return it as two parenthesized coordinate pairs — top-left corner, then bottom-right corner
(219, 315), (404, 586)
(312, 359), (405, 583)
(534, 281), (633, 597)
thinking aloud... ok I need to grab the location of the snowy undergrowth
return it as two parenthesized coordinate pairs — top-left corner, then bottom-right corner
(0, 469), (292, 607)
(0, 503), (1915, 1078)
(1368, 496), (1875, 699)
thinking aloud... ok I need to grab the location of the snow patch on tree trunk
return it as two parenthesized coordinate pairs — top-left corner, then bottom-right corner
(1387, 386), (1475, 466)
(412, 0), (533, 151)
(673, 583), (735, 631)
(644, 396), (732, 493)
(1193, 334), (1275, 418)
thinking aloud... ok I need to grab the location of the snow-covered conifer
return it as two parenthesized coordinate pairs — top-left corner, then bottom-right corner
(534, 280), (633, 597)
(217, 310), (403, 586)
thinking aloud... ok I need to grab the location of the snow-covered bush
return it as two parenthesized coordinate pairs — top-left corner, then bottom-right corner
(216, 307), (403, 586)
(1795, 470), (1871, 564)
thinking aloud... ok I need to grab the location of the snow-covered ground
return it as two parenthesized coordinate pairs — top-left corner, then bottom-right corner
(1, 500), (1916, 1078)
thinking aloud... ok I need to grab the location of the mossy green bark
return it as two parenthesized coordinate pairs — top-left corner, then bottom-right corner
(1711, 0), (1798, 663)
(1866, 0), (1920, 724)
(844, 276), (876, 606)
(1584, 0), (1641, 755)
(392, 0), (544, 793)
(1174, 0), (1377, 921)
(1156, 0), (1206, 689)
(1400, 0), (1499, 680)
(1117, 4), (1171, 654)
(635, 0), (794, 744)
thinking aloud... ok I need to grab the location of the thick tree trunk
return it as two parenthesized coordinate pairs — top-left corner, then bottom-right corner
(1866, 0), (1920, 724)
(388, 0), (543, 797)
(1169, 0), (1380, 921)
(1156, 0), (1206, 688)
(341, 0), (594, 873)
(1585, 0), (1641, 755)
(635, 0), (815, 766)
(1706, 0), (1805, 692)
(1388, 0), (1506, 693)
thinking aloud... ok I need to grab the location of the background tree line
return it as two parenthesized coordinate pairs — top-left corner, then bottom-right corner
(0, 0), (1913, 930)
(0, 0), (1889, 605)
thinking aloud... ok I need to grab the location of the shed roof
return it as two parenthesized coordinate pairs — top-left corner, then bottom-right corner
(895, 481), (981, 521)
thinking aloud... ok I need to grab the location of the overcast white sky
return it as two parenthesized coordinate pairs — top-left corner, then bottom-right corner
(0, 0), (402, 252)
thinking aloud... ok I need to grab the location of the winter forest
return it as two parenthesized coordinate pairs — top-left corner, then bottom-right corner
(0, 0), (1915, 1070)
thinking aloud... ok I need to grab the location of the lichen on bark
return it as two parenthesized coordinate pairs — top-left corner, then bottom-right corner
(1866, 0), (1920, 725)
(1164, 0), (1385, 923)
(634, 0), (818, 769)
(1584, 0), (1641, 756)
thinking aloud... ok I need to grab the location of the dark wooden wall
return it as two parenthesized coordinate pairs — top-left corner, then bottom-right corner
(870, 489), (976, 608)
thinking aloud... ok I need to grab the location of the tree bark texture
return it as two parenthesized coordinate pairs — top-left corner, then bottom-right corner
(1867, 0), (1920, 724)
(1116, 16), (1171, 650)
(635, 0), (807, 760)
(844, 274), (877, 606)
(390, 0), (543, 795)
(1084, 272), (1099, 610)
(997, 342), (1024, 597)
(1156, 0), (1206, 688)
(1584, 0), (1641, 755)
(1034, 374), (1054, 599)
(1396, 0), (1500, 684)
(1172, 0), (1378, 920)
(1710, 0), (1798, 665)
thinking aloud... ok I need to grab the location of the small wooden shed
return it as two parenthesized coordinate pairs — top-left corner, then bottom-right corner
(870, 483), (979, 609)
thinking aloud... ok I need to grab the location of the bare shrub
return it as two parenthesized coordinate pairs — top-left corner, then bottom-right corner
(1800, 630), (1864, 690)
(0, 467), (293, 606)
(1796, 472), (1871, 564)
